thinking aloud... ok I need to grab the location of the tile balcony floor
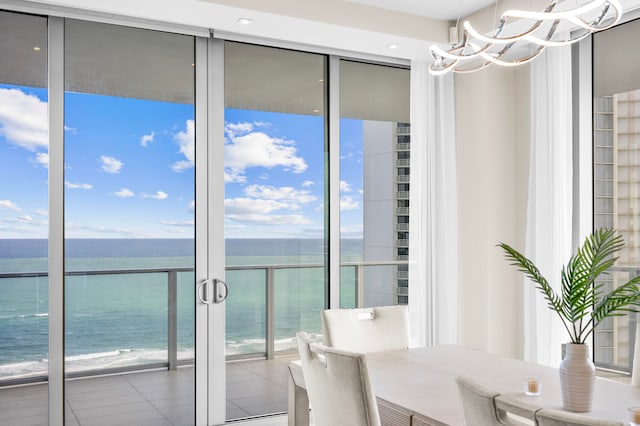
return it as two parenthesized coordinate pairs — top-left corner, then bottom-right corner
(0, 355), (296, 426)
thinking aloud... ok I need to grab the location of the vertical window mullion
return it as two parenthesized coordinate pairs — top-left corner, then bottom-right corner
(47, 15), (65, 426)
(328, 55), (341, 309)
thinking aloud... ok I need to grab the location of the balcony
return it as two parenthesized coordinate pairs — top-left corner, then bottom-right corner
(0, 260), (407, 423)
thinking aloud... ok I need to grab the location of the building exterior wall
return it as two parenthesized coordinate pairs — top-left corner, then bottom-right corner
(363, 120), (410, 306)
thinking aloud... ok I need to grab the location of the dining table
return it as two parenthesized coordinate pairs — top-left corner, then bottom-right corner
(287, 344), (640, 425)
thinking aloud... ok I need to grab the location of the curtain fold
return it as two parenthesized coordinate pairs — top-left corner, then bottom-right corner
(408, 61), (458, 347)
(525, 45), (573, 366)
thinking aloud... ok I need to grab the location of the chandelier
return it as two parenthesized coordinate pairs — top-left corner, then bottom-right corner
(429, 0), (622, 75)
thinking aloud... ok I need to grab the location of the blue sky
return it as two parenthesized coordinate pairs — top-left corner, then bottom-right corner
(0, 84), (364, 239)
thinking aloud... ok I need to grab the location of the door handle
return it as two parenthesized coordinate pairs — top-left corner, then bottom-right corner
(198, 279), (211, 304)
(198, 279), (228, 304)
(213, 279), (228, 304)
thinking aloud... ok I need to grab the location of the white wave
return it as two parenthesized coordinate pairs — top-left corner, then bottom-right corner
(65, 349), (131, 362)
(18, 312), (49, 318)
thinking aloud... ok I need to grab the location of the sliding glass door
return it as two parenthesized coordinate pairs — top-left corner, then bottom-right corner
(0, 9), (412, 424)
(0, 10), (49, 426)
(223, 41), (327, 420)
(62, 20), (197, 425)
(338, 60), (410, 308)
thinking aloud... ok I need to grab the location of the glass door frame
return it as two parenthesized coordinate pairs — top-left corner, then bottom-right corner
(194, 36), (227, 426)
(45, 17), (219, 426)
(35, 7), (412, 423)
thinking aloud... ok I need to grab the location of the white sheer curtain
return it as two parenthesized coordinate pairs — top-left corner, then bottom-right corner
(408, 60), (458, 347)
(525, 46), (573, 367)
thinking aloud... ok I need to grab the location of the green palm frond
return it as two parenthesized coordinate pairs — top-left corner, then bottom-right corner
(591, 277), (640, 325)
(499, 228), (640, 344)
(498, 242), (570, 336)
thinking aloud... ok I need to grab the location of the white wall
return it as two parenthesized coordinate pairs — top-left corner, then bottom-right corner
(455, 65), (530, 359)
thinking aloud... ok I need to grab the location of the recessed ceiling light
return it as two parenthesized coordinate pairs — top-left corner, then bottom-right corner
(33, 46), (41, 51)
(313, 109), (320, 113)
(318, 79), (324, 83)
(237, 18), (254, 25)
(387, 44), (399, 49)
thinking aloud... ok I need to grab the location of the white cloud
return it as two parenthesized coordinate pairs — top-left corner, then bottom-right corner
(171, 120), (194, 172)
(100, 155), (123, 174)
(65, 222), (140, 237)
(143, 191), (168, 200)
(340, 195), (360, 211)
(65, 181), (93, 190)
(187, 200), (195, 211)
(224, 169), (247, 183)
(0, 200), (21, 212)
(4, 214), (45, 226)
(226, 213), (309, 225)
(225, 122), (254, 138)
(340, 180), (351, 192)
(33, 152), (49, 168)
(244, 185), (316, 204)
(302, 180), (314, 187)
(160, 220), (194, 227)
(225, 129), (307, 178)
(114, 188), (134, 198)
(225, 197), (293, 214)
(224, 184), (318, 226)
(140, 131), (155, 147)
(64, 125), (77, 134)
(340, 225), (363, 238)
(0, 88), (48, 151)
(34, 209), (48, 217)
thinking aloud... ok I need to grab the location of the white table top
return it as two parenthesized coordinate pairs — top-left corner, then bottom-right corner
(365, 345), (640, 425)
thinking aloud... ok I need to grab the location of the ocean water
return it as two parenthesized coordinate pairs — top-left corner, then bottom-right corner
(0, 238), (362, 380)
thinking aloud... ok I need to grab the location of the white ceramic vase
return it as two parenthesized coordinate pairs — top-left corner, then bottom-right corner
(559, 343), (596, 412)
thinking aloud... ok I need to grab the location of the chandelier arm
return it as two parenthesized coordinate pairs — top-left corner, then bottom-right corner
(463, 20), (545, 45)
(479, 44), (546, 67)
(427, 0), (623, 75)
(504, 0), (608, 21)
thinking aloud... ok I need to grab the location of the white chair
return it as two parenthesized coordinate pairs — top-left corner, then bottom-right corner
(535, 408), (625, 426)
(456, 376), (502, 426)
(320, 305), (409, 353)
(494, 394), (541, 426)
(296, 331), (381, 426)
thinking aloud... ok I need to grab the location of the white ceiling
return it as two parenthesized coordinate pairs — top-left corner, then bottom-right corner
(346, 0), (499, 20)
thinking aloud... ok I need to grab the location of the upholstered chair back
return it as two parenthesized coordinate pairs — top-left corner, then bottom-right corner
(535, 409), (625, 426)
(456, 376), (502, 426)
(296, 331), (381, 426)
(320, 305), (409, 353)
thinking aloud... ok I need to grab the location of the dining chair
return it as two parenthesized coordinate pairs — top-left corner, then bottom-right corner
(535, 409), (625, 426)
(296, 331), (381, 426)
(320, 305), (410, 353)
(455, 375), (503, 426)
(494, 394), (541, 425)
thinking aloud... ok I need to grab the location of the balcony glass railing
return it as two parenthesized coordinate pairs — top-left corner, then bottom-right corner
(594, 266), (640, 374)
(0, 260), (406, 385)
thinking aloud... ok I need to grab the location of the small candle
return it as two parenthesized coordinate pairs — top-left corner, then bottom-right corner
(523, 378), (542, 396)
(629, 407), (640, 425)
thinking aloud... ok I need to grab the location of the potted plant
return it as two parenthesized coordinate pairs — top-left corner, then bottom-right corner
(499, 228), (640, 412)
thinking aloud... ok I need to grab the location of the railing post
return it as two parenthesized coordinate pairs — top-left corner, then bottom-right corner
(357, 264), (365, 308)
(266, 267), (275, 360)
(168, 270), (178, 370)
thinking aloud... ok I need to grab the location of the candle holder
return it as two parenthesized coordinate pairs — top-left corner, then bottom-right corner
(629, 407), (640, 426)
(523, 378), (542, 396)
